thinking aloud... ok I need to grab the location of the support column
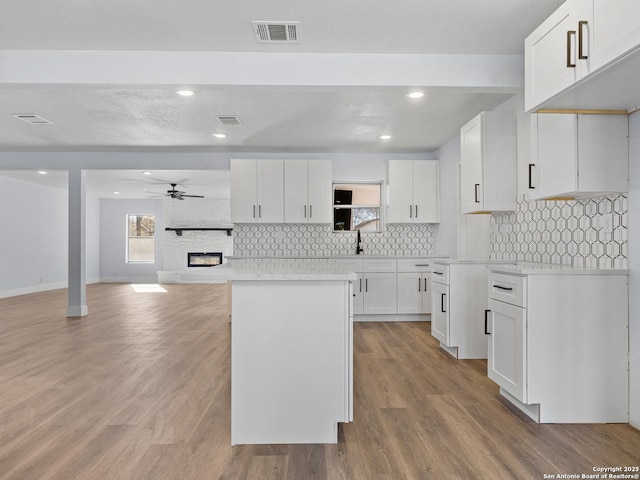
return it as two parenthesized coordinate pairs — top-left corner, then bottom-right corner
(67, 168), (88, 317)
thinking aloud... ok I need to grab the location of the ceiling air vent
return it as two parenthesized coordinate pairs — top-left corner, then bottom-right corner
(252, 21), (301, 43)
(216, 115), (242, 126)
(12, 114), (53, 125)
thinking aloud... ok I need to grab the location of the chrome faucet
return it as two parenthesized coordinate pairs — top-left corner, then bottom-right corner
(356, 229), (364, 255)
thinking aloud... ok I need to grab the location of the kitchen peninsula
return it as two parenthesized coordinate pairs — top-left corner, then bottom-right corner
(183, 258), (355, 444)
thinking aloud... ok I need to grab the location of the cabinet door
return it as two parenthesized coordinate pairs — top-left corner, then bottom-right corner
(430, 281), (449, 344)
(524, 0), (581, 112)
(413, 161), (440, 223)
(460, 116), (484, 213)
(397, 273), (422, 314)
(583, 0), (640, 73)
(352, 273), (364, 315)
(387, 161), (414, 223)
(487, 299), (527, 403)
(307, 160), (332, 223)
(530, 114), (577, 199)
(284, 160), (308, 223)
(363, 273), (397, 314)
(231, 159), (259, 223)
(257, 160), (284, 223)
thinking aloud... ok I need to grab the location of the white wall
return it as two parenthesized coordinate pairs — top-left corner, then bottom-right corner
(0, 175), (100, 298)
(629, 111), (640, 428)
(433, 133), (461, 256)
(99, 199), (164, 282)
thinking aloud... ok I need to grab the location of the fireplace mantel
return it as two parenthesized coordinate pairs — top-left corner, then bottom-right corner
(165, 227), (233, 237)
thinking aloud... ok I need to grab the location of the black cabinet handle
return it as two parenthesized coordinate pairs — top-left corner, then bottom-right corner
(253, 205), (256, 218)
(409, 205), (413, 218)
(424, 278), (427, 291)
(365, 279), (368, 292)
(433, 271), (443, 276)
(310, 205), (313, 218)
(304, 205), (307, 218)
(415, 204), (418, 218)
(441, 293), (446, 313)
(418, 278), (421, 292)
(578, 20), (588, 59)
(567, 30), (576, 68)
(359, 278), (362, 292)
(494, 284), (513, 291)
(528, 164), (535, 189)
(484, 310), (491, 335)
(474, 183), (480, 203)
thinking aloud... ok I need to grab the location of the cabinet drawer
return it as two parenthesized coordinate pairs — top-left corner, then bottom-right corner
(396, 258), (433, 273)
(430, 263), (449, 284)
(488, 272), (526, 308)
(363, 258), (397, 273)
(339, 259), (364, 273)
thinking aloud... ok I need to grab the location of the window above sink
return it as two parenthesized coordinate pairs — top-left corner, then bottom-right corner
(333, 182), (382, 232)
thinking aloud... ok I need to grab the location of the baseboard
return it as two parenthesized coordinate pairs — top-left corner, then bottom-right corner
(354, 314), (430, 323)
(0, 277), (102, 299)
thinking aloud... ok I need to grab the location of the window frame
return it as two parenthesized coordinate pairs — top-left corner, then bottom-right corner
(126, 214), (156, 264)
(332, 181), (384, 233)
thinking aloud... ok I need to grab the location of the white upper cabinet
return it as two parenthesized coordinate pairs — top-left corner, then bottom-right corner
(529, 113), (628, 200)
(525, 0), (640, 111)
(525, 0), (581, 112)
(387, 160), (439, 223)
(230, 159), (284, 223)
(584, 0), (640, 73)
(460, 111), (516, 214)
(284, 160), (332, 223)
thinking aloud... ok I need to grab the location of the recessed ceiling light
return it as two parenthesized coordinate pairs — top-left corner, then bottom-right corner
(37, 170), (47, 175)
(113, 191), (121, 195)
(380, 135), (392, 140)
(143, 171), (153, 175)
(212, 133), (227, 139)
(176, 90), (194, 97)
(408, 91), (424, 99)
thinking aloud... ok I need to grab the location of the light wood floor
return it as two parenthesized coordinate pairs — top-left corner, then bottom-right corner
(0, 284), (638, 480)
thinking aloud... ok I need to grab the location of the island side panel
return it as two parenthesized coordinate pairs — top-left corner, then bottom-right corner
(231, 279), (350, 445)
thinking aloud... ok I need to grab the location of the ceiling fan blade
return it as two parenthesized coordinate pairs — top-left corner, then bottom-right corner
(180, 194), (205, 198)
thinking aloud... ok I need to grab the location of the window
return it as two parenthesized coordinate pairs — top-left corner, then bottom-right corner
(333, 183), (382, 232)
(127, 214), (155, 263)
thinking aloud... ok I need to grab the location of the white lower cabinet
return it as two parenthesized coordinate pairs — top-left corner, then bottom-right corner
(396, 259), (432, 314)
(487, 298), (526, 402)
(337, 257), (439, 317)
(430, 280), (449, 344)
(486, 268), (629, 423)
(430, 261), (498, 359)
(363, 272), (397, 314)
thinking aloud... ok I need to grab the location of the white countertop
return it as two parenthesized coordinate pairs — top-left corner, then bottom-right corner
(227, 255), (448, 260)
(489, 262), (629, 276)
(181, 258), (357, 282)
(433, 258), (515, 266)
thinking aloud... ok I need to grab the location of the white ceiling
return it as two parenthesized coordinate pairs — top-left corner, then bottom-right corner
(0, 0), (565, 197)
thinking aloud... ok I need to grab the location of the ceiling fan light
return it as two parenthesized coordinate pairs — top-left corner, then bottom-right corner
(176, 90), (194, 97)
(212, 133), (227, 139)
(37, 170), (47, 175)
(407, 91), (424, 99)
(380, 134), (391, 140)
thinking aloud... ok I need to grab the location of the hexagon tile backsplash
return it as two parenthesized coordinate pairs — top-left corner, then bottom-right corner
(490, 194), (627, 269)
(233, 223), (435, 257)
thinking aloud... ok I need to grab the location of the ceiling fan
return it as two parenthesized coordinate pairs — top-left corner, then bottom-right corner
(146, 183), (205, 200)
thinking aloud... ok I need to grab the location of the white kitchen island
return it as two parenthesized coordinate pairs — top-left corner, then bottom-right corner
(183, 258), (355, 445)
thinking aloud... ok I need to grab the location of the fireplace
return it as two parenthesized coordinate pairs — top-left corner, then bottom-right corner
(187, 252), (223, 267)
